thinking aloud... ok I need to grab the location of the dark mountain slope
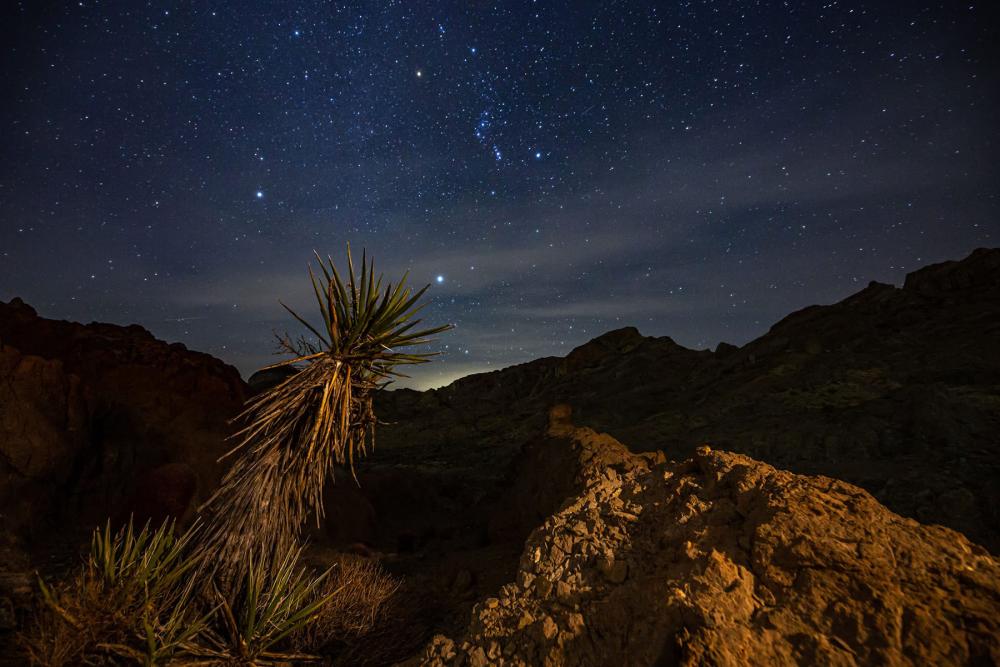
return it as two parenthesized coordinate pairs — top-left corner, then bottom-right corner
(376, 248), (1000, 552)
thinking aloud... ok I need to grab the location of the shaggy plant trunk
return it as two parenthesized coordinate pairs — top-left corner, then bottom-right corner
(195, 356), (375, 587)
(192, 247), (449, 590)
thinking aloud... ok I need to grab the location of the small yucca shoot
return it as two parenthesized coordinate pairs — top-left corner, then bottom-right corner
(89, 517), (200, 604)
(204, 545), (343, 664)
(31, 518), (211, 666)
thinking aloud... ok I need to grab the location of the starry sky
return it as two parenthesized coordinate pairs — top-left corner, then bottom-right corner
(1, 1), (997, 389)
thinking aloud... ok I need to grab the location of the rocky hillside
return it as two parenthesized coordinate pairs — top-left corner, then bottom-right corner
(0, 297), (246, 546)
(375, 248), (1000, 553)
(405, 407), (1000, 667)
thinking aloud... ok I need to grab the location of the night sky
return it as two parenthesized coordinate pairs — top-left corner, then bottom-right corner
(1, 2), (997, 389)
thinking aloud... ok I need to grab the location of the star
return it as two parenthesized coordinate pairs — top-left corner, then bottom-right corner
(1, 0), (991, 395)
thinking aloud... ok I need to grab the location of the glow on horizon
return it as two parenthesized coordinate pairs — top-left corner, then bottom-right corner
(390, 364), (494, 391)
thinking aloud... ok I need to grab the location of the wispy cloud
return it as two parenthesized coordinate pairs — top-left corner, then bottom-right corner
(501, 294), (687, 319)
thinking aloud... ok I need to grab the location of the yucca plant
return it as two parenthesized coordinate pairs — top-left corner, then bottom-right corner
(197, 246), (451, 582)
(87, 517), (201, 606)
(26, 518), (211, 666)
(197, 545), (342, 665)
(99, 595), (214, 667)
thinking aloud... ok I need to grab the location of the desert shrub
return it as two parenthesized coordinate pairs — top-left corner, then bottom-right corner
(291, 555), (401, 656)
(22, 521), (341, 666)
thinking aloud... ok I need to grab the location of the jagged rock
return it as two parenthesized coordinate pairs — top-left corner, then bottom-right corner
(406, 410), (1000, 666)
(597, 556), (627, 583)
(487, 404), (652, 544)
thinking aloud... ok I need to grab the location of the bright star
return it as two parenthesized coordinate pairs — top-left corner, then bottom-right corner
(255, 191), (263, 199)
(416, 69), (423, 78)
(436, 275), (444, 283)
(535, 151), (542, 159)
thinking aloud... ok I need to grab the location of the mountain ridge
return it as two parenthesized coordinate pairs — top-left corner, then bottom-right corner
(374, 247), (1000, 552)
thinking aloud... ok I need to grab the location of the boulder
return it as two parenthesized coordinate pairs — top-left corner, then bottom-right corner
(0, 345), (92, 539)
(406, 413), (1000, 666)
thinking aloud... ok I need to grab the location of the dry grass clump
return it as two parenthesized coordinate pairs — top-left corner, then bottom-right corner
(292, 555), (400, 655)
(292, 556), (439, 667)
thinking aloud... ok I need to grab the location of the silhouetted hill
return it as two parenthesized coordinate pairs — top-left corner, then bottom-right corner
(375, 247), (1000, 553)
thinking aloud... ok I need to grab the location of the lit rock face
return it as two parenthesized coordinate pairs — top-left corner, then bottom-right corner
(406, 408), (1000, 667)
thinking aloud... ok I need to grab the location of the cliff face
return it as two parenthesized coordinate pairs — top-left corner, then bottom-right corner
(405, 408), (1000, 667)
(376, 248), (1000, 553)
(0, 298), (247, 544)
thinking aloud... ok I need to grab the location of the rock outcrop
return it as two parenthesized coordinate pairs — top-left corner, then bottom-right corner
(0, 298), (246, 544)
(406, 408), (1000, 666)
(376, 248), (1000, 553)
(0, 345), (93, 540)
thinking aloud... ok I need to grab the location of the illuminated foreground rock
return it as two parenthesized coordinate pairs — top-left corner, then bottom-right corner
(405, 408), (1000, 667)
